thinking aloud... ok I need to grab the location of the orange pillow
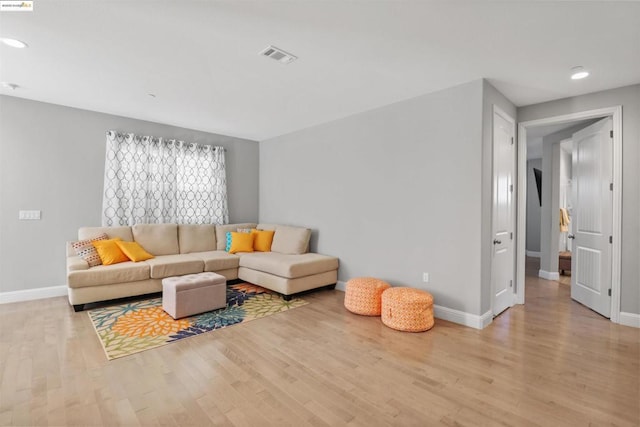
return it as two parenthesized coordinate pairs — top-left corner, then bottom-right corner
(115, 240), (154, 262)
(92, 238), (129, 265)
(251, 229), (275, 252)
(228, 232), (254, 254)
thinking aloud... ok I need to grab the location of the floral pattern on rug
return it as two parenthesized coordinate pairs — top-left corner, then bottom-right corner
(88, 283), (307, 360)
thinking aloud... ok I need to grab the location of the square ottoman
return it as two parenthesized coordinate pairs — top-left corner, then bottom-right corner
(162, 272), (227, 319)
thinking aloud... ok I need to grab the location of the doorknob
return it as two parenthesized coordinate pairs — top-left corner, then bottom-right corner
(568, 234), (575, 239)
(493, 239), (502, 245)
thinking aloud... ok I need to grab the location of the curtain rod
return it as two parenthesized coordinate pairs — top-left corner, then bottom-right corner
(107, 130), (227, 151)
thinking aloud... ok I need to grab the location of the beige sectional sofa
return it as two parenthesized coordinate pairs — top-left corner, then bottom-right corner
(66, 223), (339, 311)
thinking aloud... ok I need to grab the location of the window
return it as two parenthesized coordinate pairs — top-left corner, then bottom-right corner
(102, 131), (228, 226)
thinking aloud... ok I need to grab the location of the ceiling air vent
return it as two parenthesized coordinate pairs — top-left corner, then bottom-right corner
(260, 45), (297, 64)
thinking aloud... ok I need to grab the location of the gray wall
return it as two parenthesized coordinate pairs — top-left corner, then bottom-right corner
(518, 84), (640, 315)
(260, 80), (486, 315)
(0, 95), (259, 293)
(526, 158), (542, 253)
(539, 138), (561, 274)
(480, 80), (517, 314)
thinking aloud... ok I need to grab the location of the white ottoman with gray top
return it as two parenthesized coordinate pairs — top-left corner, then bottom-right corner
(162, 272), (227, 319)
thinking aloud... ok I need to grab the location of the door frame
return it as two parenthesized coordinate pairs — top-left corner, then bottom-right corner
(491, 105), (517, 316)
(516, 106), (622, 323)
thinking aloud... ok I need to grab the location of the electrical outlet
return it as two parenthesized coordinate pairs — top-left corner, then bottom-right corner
(422, 272), (429, 283)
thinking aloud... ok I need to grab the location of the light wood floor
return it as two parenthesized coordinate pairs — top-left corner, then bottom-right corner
(1, 267), (638, 426)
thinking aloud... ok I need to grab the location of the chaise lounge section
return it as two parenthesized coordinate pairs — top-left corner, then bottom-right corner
(66, 223), (338, 311)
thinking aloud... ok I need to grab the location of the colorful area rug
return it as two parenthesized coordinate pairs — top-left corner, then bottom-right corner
(88, 283), (307, 360)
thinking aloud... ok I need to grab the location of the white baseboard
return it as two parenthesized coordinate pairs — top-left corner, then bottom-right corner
(526, 251), (541, 258)
(618, 312), (640, 328)
(480, 310), (493, 328)
(434, 305), (492, 329)
(0, 285), (68, 304)
(538, 270), (560, 281)
(336, 280), (347, 292)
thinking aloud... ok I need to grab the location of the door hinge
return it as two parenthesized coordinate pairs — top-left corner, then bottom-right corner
(608, 288), (612, 297)
(610, 130), (613, 138)
(609, 235), (613, 244)
(510, 232), (513, 240)
(509, 280), (513, 288)
(509, 184), (513, 192)
(511, 137), (514, 145)
(610, 183), (613, 191)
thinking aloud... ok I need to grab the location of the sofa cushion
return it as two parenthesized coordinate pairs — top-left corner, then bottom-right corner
(178, 224), (216, 254)
(190, 251), (240, 272)
(79, 226), (133, 242)
(144, 254), (204, 279)
(238, 267), (337, 296)
(116, 241), (154, 262)
(92, 238), (130, 265)
(256, 224), (277, 231)
(271, 225), (311, 255)
(252, 229), (275, 252)
(68, 261), (150, 288)
(239, 252), (338, 279)
(215, 223), (257, 250)
(228, 231), (255, 254)
(71, 233), (109, 267)
(132, 224), (179, 256)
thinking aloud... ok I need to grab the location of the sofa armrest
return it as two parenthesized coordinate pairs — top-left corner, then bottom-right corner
(67, 256), (89, 272)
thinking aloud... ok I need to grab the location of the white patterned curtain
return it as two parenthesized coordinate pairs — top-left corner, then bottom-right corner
(102, 131), (229, 226)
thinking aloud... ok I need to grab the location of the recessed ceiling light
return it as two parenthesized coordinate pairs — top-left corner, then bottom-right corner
(1, 82), (20, 90)
(570, 66), (589, 80)
(0, 38), (28, 49)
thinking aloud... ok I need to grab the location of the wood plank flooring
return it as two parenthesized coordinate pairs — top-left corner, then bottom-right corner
(1, 264), (638, 426)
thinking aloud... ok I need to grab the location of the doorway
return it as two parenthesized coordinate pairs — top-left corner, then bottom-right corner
(516, 107), (622, 323)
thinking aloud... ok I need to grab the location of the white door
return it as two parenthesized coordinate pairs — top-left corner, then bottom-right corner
(570, 117), (613, 318)
(491, 107), (516, 316)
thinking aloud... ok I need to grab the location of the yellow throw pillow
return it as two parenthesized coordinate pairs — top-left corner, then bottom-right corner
(251, 229), (275, 252)
(115, 240), (154, 262)
(92, 238), (130, 265)
(228, 232), (254, 254)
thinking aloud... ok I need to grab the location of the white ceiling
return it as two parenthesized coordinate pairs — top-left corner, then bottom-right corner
(1, 1), (639, 141)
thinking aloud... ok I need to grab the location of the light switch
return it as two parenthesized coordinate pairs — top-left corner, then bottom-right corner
(19, 210), (41, 220)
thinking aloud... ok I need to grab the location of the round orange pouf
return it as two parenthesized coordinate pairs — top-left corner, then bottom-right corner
(344, 277), (391, 316)
(381, 287), (434, 332)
